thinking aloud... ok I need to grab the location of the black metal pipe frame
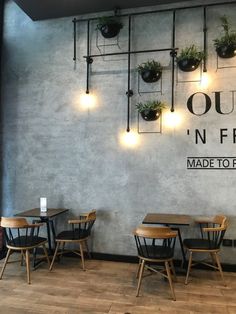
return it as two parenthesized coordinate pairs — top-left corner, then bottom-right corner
(86, 20), (92, 94)
(126, 15), (133, 133)
(84, 47), (176, 59)
(73, 1), (236, 23)
(170, 10), (176, 113)
(73, 18), (76, 61)
(203, 7), (207, 72)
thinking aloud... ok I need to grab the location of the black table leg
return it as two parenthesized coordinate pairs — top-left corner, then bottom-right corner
(172, 227), (186, 267)
(49, 219), (56, 249)
(45, 219), (53, 255)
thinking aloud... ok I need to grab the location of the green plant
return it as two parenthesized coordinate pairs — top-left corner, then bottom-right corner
(176, 45), (205, 62)
(137, 60), (162, 73)
(136, 100), (166, 113)
(96, 16), (123, 31)
(213, 15), (236, 48)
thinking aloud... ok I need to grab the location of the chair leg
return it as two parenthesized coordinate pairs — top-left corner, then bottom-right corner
(165, 261), (176, 301)
(49, 242), (60, 271)
(0, 248), (12, 280)
(79, 242), (85, 270)
(84, 240), (91, 259)
(169, 260), (177, 281)
(136, 258), (142, 279)
(42, 244), (50, 267)
(185, 251), (193, 285)
(136, 259), (145, 297)
(214, 252), (226, 286)
(25, 249), (31, 284)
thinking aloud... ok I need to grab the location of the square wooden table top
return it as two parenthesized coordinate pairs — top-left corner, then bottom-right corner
(15, 208), (69, 219)
(142, 213), (193, 226)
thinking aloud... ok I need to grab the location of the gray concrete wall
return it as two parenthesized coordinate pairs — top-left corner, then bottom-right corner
(1, 0), (236, 263)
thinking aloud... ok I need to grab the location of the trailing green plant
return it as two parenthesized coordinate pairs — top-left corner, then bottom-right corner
(176, 45), (205, 62)
(213, 15), (236, 48)
(96, 16), (123, 31)
(136, 100), (166, 113)
(137, 60), (162, 73)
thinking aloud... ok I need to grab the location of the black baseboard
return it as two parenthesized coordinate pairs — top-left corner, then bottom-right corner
(91, 252), (236, 272)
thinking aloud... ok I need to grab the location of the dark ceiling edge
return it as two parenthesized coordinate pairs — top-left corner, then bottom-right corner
(14, 0), (192, 21)
(13, 0), (236, 21)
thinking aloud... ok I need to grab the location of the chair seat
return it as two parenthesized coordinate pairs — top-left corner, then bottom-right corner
(140, 245), (174, 259)
(56, 229), (89, 241)
(183, 238), (218, 250)
(8, 236), (47, 248)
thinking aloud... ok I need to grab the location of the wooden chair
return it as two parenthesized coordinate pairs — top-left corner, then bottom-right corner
(133, 225), (178, 301)
(49, 210), (96, 271)
(0, 217), (50, 284)
(183, 215), (228, 286)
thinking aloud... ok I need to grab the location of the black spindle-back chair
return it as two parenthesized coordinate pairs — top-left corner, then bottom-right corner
(133, 225), (177, 301)
(0, 217), (49, 284)
(183, 215), (228, 285)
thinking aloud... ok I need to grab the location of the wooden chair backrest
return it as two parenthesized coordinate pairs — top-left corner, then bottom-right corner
(213, 215), (228, 230)
(1, 217), (42, 247)
(133, 225), (177, 239)
(133, 225), (177, 260)
(199, 215), (228, 249)
(83, 210), (96, 220)
(1, 217), (28, 228)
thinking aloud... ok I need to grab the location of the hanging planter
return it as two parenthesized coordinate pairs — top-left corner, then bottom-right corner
(213, 16), (236, 59)
(137, 60), (162, 83)
(97, 16), (123, 39)
(216, 44), (236, 58)
(176, 45), (204, 72)
(136, 100), (165, 121)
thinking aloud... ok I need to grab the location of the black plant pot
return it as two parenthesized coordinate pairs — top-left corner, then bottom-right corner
(100, 23), (122, 38)
(216, 44), (236, 58)
(140, 109), (161, 121)
(177, 58), (200, 72)
(140, 69), (162, 83)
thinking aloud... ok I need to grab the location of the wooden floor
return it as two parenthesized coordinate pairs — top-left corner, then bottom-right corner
(0, 256), (236, 313)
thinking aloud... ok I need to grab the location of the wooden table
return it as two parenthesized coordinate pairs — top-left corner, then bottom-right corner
(143, 213), (193, 265)
(15, 208), (69, 254)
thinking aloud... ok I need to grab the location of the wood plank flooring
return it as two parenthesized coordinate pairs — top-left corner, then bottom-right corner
(0, 256), (236, 313)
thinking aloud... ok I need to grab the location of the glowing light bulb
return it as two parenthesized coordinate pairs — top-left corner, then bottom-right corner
(80, 93), (96, 110)
(163, 111), (182, 128)
(200, 72), (210, 88)
(120, 131), (139, 148)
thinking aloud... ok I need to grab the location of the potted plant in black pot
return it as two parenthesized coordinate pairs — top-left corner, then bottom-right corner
(176, 45), (204, 72)
(136, 100), (165, 121)
(97, 16), (123, 39)
(213, 15), (236, 58)
(137, 60), (162, 83)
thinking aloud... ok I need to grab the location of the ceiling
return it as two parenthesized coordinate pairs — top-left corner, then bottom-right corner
(13, 0), (190, 21)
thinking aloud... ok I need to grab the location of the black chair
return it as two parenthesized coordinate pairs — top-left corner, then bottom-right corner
(133, 225), (177, 300)
(49, 210), (96, 271)
(184, 215), (228, 286)
(0, 217), (50, 284)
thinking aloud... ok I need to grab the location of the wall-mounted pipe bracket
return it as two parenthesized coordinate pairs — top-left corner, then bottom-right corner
(126, 90), (133, 97)
(86, 57), (93, 64)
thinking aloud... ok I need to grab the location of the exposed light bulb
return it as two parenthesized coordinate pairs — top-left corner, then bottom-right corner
(120, 131), (139, 148)
(163, 111), (182, 128)
(80, 93), (96, 110)
(200, 72), (210, 88)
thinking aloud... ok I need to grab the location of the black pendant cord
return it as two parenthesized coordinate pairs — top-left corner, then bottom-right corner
(170, 10), (176, 113)
(126, 15), (133, 132)
(86, 20), (93, 94)
(203, 6), (207, 73)
(73, 18), (76, 61)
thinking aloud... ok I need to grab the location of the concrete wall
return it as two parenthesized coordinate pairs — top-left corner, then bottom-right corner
(1, 0), (236, 263)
